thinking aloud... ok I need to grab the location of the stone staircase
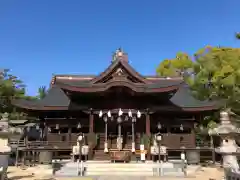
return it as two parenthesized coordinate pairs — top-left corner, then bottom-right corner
(85, 162), (155, 176)
(55, 160), (188, 177)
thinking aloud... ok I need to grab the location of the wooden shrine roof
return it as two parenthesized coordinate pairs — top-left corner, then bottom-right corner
(12, 51), (219, 112)
(50, 57), (184, 93)
(12, 87), (87, 110)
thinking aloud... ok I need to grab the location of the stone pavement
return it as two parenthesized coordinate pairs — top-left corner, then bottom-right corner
(7, 166), (224, 180)
(56, 177), (146, 180)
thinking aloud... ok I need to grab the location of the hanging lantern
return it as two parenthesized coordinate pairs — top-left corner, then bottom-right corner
(157, 122), (162, 130)
(118, 108), (123, 116)
(99, 110), (103, 118)
(103, 116), (108, 123)
(117, 117), (122, 123)
(137, 110), (141, 118)
(128, 110), (132, 117)
(55, 124), (59, 130)
(77, 122), (81, 129)
(107, 110), (111, 118)
(125, 116), (129, 121)
(111, 116), (114, 121)
(132, 116), (136, 123)
(180, 124), (184, 131)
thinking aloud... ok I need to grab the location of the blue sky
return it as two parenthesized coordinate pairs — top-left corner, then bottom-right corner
(0, 0), (240, 96)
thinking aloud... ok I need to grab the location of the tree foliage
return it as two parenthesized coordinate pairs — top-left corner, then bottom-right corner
(187, 46), (240, 112)
(37, 86), (48, 99)
(0, 68), (49, 120)
(156, 52), (193, 77)
(0, 69), (36, 119)
(236, 33), (240, 40)
(0, 69), (26, 112)
(157, 46), (240, 113)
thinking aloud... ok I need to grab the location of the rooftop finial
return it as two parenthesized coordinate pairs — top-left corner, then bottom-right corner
(112, 47), (128, 63)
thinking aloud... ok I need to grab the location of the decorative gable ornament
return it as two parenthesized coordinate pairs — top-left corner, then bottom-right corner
(112, 48), (124, 63)
(116, 68), (124, 76)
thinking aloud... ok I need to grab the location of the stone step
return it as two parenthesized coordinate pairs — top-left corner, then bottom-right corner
(85, 171), (154, 176)
(55, 161), (187, 177)
(94, 153), (109, 155)
(55, 170), (79, 177)
(87, 167), (154, 172)
(64, 162), (175, 168)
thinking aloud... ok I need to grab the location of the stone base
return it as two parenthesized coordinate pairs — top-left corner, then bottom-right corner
(0, 154), (10, 176)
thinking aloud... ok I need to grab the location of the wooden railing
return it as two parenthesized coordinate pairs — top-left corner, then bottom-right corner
(8, 136), (212, 150)
(9, 140), (77, 149)
(9, 140), (25, 145)
(161, 134), (195, 148)
(196, 141), (212, 148)
(27, 141), (77, 148)
(8, 140), (25, 148)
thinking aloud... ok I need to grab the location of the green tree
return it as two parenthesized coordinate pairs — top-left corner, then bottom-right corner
(37, 86), (48, 99)
(187, 46), (240, 113)
(0, 69), (26, 112)
(236, 33), (240, 40)
(156, 52), (193, 77)
(0, 68), (33, 119)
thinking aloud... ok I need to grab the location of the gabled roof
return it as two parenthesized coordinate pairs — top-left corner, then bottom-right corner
(170, 85), (219, 111)
(54, 77), (183, 93)
(12, 51), (219, 112)
(91, 57), (147, 84)
(52, 58), (183, 93)
(12, 87), (85, 110)
(12, 84), (218, 112)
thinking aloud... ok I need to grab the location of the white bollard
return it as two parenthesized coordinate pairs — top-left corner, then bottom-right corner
(80, 160), (83, 176)
(77, 159), (80, 176)
(181, 151), (186, 176)
(140, 144), (145, 162)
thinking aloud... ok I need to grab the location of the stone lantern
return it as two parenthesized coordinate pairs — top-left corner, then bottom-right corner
(0, 113), (12, 179)
(209, 111), (240, 171)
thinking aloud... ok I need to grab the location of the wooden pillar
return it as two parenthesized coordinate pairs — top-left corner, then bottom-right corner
(24, 132), (28, 146)
(23, 151), (26, 166)
(43, 122), (48, 141)
(89, 111), (94, 133)
(211, 136), (216, 164)
(68, 126), (71, 145)
(15, 147), (19, 166)
(33, 151), (35, 166)
(145, 113), (150, 136)
(145, 112), (151, 160)
(21, 151), (25, 166)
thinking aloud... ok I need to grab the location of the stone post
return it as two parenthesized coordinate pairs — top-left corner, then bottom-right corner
(0, 113), (12, 180)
